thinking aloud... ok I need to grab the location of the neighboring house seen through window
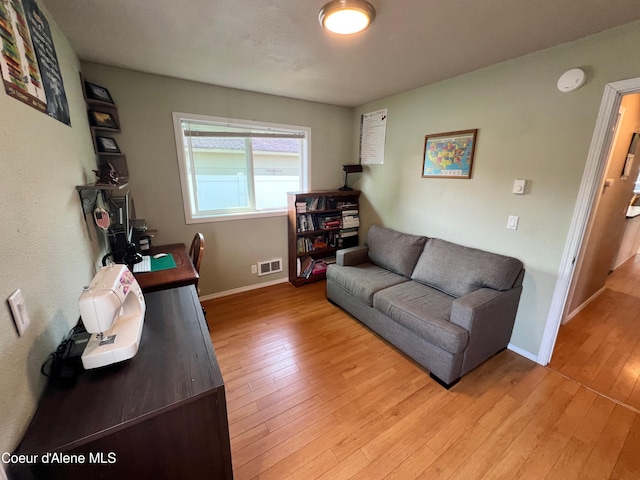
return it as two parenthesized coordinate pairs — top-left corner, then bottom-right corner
(173, 112), (310, 223)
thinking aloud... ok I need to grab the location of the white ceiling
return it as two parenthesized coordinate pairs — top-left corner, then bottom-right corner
(42, 0), (640, 107)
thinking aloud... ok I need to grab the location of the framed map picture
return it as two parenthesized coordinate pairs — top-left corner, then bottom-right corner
(422, 129), (478, 179)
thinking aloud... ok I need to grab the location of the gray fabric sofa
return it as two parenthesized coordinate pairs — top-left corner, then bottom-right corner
(326, 225), (525, 388)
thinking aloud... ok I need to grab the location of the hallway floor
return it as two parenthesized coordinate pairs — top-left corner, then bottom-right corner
(549, 254), (640, 413)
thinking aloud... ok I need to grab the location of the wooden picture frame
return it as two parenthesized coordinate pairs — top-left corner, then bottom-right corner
(96, 136), (121, 154)
(90, 110), (118, 129)
(85, 81), (114, 104)
(422, 129), (478, 179)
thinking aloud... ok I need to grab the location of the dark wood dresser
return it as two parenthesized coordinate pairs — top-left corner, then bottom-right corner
(10, 286), (232, 479)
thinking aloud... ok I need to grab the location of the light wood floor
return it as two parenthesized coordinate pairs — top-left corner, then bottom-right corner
(549, 254), (640, 413)
(203, 280), (640, 480)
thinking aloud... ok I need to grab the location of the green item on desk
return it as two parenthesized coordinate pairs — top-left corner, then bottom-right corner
(150, 254), (177, 271)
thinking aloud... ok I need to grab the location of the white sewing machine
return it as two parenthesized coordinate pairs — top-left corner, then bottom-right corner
(79, 264), (146, 369)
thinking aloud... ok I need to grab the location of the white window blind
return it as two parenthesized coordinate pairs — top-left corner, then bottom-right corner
(173, 113), (310, 223)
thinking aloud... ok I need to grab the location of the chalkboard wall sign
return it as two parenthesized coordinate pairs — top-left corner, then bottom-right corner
(0, 0), (70, 125)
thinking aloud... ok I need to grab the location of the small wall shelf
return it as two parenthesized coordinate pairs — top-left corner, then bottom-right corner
(76, 182), (129, 213)
(80, 73), (128, 182)
(76, 182), (129, 192)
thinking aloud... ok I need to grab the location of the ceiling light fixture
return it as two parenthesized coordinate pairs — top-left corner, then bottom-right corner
(318, 0), (376, 35)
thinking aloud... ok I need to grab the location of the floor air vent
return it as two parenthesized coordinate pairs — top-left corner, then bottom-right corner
(257, 258), (283, 276)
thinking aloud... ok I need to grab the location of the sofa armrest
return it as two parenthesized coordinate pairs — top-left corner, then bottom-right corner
(336, 246), (369, 266)
(450, 286), (523, 375)
(450, 288), (503, 330)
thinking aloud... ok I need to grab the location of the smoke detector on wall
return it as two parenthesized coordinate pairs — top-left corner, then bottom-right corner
(557, 68), (586, 93)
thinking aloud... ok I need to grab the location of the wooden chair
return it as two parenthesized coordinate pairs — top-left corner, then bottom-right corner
(189, 233), (207, 321)
(189, 232), (205, 289)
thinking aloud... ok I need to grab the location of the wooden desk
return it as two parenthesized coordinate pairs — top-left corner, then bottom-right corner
(134, 243), (199, 293)
(10, 286), (233, 479)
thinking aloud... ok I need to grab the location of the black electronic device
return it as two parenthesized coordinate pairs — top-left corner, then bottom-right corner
(43, 326), (91, 380)
(101, 239), (143, 266)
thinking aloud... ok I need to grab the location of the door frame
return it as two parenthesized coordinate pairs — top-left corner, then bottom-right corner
(538, 77), (640, 365)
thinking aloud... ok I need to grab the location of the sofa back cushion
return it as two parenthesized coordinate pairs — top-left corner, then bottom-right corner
(411, 238), (524, 297)
(367, 225), (428, 278)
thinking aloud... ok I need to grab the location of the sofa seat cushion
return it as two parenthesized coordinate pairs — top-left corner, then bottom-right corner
(373, 281), (469, 355)
(411, 238), (524, 298)
(367, 225), (428, 278)
(327, 262), (408, 306)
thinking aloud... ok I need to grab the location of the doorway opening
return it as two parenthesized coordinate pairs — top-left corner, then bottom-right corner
(539, 77), (640, 366)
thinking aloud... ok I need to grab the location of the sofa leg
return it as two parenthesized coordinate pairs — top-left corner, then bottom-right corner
(430, 372), (460, 389)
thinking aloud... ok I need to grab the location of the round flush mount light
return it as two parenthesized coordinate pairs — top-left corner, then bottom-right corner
(318, 0), (376, 35)
(557, 68), (586, 93)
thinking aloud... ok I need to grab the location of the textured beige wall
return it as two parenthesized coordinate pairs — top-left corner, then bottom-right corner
(352, 21), (640, 357)
(569, 94), (640, 314)
(80, 63), (354, 295)
(0, 6), (100, 455)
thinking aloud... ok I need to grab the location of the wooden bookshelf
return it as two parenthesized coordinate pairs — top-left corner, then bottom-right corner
(287, 190), (360, 287)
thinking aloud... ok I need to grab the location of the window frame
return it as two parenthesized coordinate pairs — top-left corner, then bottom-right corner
(172, 112), (311, 223)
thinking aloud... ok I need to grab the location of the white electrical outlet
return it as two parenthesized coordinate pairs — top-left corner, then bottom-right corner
(507, 215), (519, 230)
(251, 265), (258, 274)
(8, 289), (31, 336)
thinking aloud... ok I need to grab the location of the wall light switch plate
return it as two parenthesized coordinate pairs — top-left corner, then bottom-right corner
(8, 289), (31, 336)
(507, 215), (519, 230)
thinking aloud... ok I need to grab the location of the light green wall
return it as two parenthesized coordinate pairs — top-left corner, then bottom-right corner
(80, 64), (354, 295)
(0, 6), (100, 454)
(353, 21), (640, 357)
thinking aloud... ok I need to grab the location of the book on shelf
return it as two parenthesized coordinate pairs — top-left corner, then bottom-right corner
(299, 258), (329, 278)
(342, 215), (360, 228)
(323, 220), (341, 229)
(340, 227), (359, 238)
(311, 260), (327, 275)
(341, 209), (359, 216)
(341, 204), (359, 229)
(320, 214), (342, 229)
(298, 214), (319, 232)
(297, 255), (314, 277)
(338, 201), (358, 210)
(304, 196), (333, 211)
(297, 256), (328, 279)
(297, 237), (311, 253)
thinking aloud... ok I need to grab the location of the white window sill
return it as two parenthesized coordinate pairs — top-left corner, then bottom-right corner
(186, 209), (287, 224)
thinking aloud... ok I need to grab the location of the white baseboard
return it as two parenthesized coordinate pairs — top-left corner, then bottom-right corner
(564, 286), (606, 324)
(200, 277), (289, 301)
(508, 343), (539, 364)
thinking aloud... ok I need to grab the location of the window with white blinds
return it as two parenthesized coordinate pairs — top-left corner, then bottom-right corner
(173, 112), (310, 223)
